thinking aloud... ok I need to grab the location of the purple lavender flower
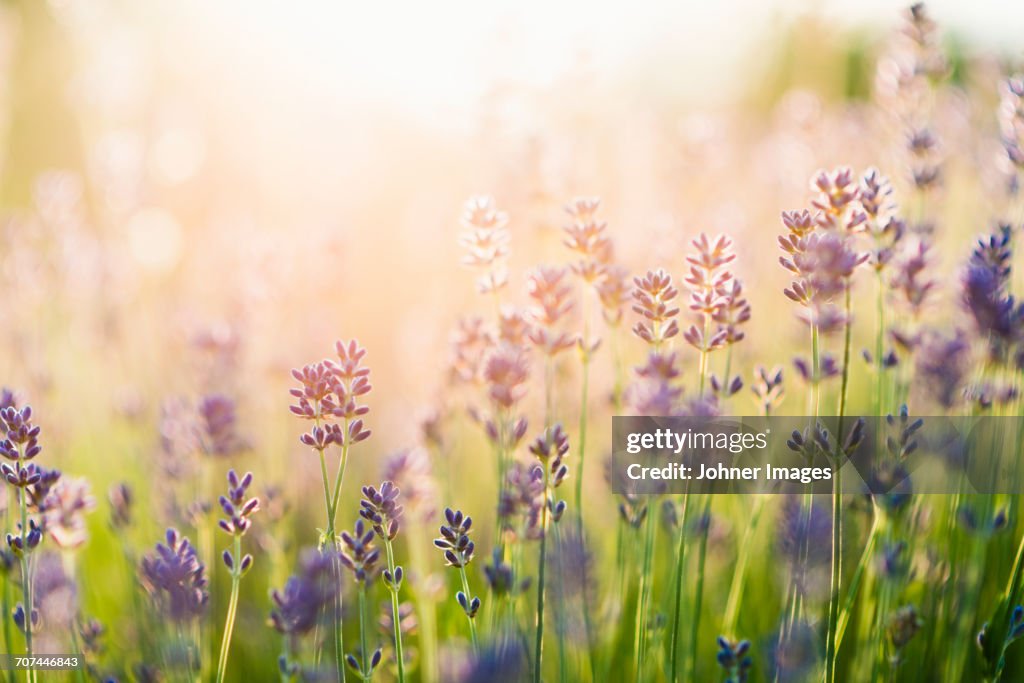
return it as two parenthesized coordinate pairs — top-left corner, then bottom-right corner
(360, 481), (404, 542)
(339, 519), (380, 583)
(382, 447), (438, 524)
(269, 549), (338, 636)
(218, 469), (259, 572)
(108, 482), (133, 529)
(140, 528), (209, 622)
(434, 508), (475, 569)
(197, 394), (247, 457)
(914, 330), (970, 409)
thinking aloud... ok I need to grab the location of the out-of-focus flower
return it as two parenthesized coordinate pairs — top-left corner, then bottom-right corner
(140, 528), (209, 623)
(43, 477), (97, 549)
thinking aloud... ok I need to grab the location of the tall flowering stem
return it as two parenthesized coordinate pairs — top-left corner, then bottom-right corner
(459, 196), (511, 316)
(434, 507), (480, 650)
(360, 482), (406, 683)
(527, 265), (575, 426)
(722, 368), (782, 640)
(140, 528), (209, 677)
(808, 167), (869, 683)
(528, 425), (569, 683)
(339, 518), (383, 680)
(1, 405), (49, 683)
(563, 197), (615, 672)
(629, 271), (680, 680)
(291, 340), (374, 682)
(271, 550), (339, 679)
(859, 168), (903, 416)
(681, 232), (746, 681)
(683, 232), (735, 394)
(215, 470), (260, 683)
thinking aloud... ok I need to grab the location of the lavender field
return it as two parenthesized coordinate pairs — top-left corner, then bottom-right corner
(1, 1), (1024, 681)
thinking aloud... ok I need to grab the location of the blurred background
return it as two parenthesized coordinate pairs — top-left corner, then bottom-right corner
(1, 0), (1023, 678)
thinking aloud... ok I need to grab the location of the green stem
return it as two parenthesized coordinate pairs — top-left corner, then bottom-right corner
(811, 323), (821, 417)
(533, 468), (550, 683)
(825, 287), (853, 683)
(216, 535), (243, 683)
(575, 349), (597, 679)
(359, 583), (370, 680)
(634, 499), (658, 681)
(2, 491), (15, 683)
(874, 269), (886, 417)
(313, 407), (346, 683)
(280, 637), (293, 683)
(406, 520), (437, 683)
(384, 539), (406, 683)
(18, 484), (35, 683)
(722, 495), (767, 637)
(669, 490), (691, 682)
(574, 355), (589, 538)
(834, 514), (880, 648)
(328, 418), (352, 532)
(688, 496), (712, 681)
(459, 565), (479, 651)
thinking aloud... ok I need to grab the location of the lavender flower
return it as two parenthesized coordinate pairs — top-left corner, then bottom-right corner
(914, 330), (970, 409)
(42, 477), (96, 549)
(218, 469), (259, 572)
(382, 448), (438, 524)
(459, 196), (510, 295)
(140, 528), (209, 622)
(716, 636), (753, 683)
(197, 394), (247, 457)
(631, 269), (680, 348)
(108, 482), (133, 529)
(339, 519), (380, 583)
(526, 266), (576, 357)
(361, 481), (407, 681)
(270, 550), (338, 636)
(751, 366), (784, 415)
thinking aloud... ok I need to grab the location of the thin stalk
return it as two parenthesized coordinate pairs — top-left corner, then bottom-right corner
(575, 342), (598, 679)
(574, 349), (590, 541)
(544, 355), (554, 428)
(358, 583), (370, 680)
(834, 514), (881, 647)
(533, 467), (551, 683)
(405, 521), (438, 683)
(811, 323), (821, 417)
(874, 269), (886, 416)
(824, 287), (853, 683)
(280, 637), (293, 683)
(328, 418), (352, 531)
(216, 535), (243, 683)
(3, 492), (15, 683)
(384, 539), (406, 683)
(722, 495), (767, 637)
(18, 484), (35, 683)
(688, 496), (712, 681)
(634, 499), (658, 681)
(313, 407), (346, 683)
(669, 490), (691, 682)
(610, 324), (625, 412)
(459, 565), (479, 651)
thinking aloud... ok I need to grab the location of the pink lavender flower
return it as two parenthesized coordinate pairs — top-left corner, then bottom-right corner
(42, 477), (96, 550)
(631, 269), (680, 347)
(459, 196), (510, 295)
